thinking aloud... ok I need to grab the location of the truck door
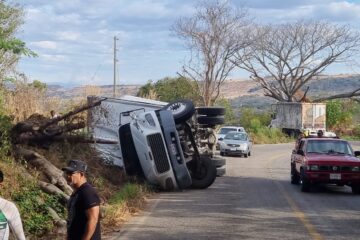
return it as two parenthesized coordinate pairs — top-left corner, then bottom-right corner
(294, 140), (305, 171)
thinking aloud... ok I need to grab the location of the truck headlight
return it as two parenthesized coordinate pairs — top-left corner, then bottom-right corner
(307, 165), (319, 171)
(351, 166), (360, 172)
(145, 113), (156, 126)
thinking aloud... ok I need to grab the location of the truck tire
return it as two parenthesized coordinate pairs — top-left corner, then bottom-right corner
(300, 169), (310, 192)
(211, 156), (226, 168)
(119, 124), (145, 178)
(291, 163), (300, 184)
(196, 107), (225, 116)
(351, 185), (360, 194)
(190, 156), (217, 189)
(197, 116), (225, 125)
(162, 99), (195, 124)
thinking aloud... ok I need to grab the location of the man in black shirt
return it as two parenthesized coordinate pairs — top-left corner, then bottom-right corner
(62, 160), (101, 240)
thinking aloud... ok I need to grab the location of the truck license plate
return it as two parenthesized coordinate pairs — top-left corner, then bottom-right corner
(330, 173), (341, 180)
(230, 147), (236, 151)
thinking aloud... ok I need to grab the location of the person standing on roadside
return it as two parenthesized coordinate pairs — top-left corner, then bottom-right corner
(0, 170), (26, 240)
(62, 160), (101, 240)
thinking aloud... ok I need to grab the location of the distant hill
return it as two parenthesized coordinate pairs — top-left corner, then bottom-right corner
(47, 74), (360, 110)
(220, 74), (360, 111)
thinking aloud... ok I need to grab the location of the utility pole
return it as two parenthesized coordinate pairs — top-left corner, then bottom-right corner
(113, 36), (119, 97)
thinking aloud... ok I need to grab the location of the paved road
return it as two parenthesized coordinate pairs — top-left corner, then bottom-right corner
(106, 143), (360, 240)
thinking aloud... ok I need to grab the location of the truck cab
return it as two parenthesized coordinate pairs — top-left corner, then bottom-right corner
(291, 137), (360, 193)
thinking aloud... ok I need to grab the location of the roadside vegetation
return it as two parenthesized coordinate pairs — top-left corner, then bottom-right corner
(1, 0), (359, 238)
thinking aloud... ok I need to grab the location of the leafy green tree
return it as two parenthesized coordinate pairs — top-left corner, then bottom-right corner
(215, 98), (235, 124)
(154, 76), (200, 103)
(239, 108), (271, 130)
(0, 1), (36, 112)
(326, 100), (353, 129)
(138, 77), (200, 103)
(137, 80), (155, 98)
(28, 80), (47, 92)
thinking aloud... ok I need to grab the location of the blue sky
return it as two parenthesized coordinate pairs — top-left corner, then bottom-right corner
(17, 0), (360, 86)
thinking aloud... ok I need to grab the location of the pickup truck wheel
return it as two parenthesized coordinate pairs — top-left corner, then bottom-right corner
(220, 152), (224, 156)
(351, 185), (360, 194)
(244, 153), (248, 158)
(300, 169), (310, 192)
(162, 99), (195, 124)
(191, 156), (217, 189)
(290, 164), (300, 185)
(196, 107), (225, 116)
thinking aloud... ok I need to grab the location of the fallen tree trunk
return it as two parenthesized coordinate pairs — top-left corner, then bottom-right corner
(38, 181), (70, 203)
(16, 135), (118, 144)
(14, 146), (73, 195)
(40, 98), (106, 131)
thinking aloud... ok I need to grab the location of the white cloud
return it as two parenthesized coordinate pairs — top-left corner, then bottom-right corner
(18, 1), (360, 86)
(30, 41), (58, 49)
(55, 31), (81, 41)
(41, 54), (67, 62)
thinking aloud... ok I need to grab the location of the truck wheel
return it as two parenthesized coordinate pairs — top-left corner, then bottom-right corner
(197, 116), (225, 125)
(291, 164), (299, 184)
(211, 156), (226, 168)
(351, 185), (360, 194)
(162, 99), (195, 124)
(191, 156), (217, 189)
(300, 169), (310, 192)
(196, 107), (225, 116)
(119, 124), (145, 178)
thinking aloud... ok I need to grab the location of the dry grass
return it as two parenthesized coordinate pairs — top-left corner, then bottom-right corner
(101, 185), (151, 233)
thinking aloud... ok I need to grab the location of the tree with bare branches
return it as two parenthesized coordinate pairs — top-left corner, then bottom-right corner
(172, 0), (251, 106)
(233, 20), (360, 102)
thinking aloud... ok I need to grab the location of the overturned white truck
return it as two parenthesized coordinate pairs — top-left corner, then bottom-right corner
(88, 96), (225, 191)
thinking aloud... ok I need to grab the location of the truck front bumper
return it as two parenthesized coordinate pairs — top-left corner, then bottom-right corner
(304, 171), (360, 184)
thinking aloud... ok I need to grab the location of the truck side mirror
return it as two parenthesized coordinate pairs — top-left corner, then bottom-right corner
(297, 149), (305, 156)
(355, 151), (360, 157)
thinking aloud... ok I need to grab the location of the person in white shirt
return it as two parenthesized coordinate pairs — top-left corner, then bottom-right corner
(0, 170), (26, 240)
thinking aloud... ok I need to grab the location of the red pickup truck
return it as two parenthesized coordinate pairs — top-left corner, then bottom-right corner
(291, 137), (360, 193)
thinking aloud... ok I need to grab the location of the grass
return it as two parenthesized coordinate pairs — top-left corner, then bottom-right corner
(102, 183), (151, 233)
(249, 127), (292, 144)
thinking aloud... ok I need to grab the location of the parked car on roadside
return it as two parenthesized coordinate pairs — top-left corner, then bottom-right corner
(219, 131), (252, 157)
(291, 136), (360, 193)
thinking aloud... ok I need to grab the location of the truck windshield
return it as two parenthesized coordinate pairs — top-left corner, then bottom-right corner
(306, 140), (353, 155)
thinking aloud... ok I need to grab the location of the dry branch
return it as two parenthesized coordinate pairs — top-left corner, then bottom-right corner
(312, 87), (360, 102)
(40, 98), (105, 131)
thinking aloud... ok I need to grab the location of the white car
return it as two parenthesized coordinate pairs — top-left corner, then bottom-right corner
(219, 131), (252, 157)
(216, 126), (246, 149)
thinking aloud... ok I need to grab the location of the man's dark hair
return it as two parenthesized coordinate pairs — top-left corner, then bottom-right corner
(0, 170), (3, 183)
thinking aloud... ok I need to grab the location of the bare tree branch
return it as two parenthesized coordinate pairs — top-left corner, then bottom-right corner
(233, 20), (360, 102)
(312, 87), (360, 102)
(172, 0), (252, 106)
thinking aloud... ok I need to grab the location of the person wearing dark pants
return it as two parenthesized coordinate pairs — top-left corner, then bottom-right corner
(62, 160), (101, 240)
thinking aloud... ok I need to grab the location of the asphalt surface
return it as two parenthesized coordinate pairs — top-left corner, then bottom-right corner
(106, 142), (360, 240)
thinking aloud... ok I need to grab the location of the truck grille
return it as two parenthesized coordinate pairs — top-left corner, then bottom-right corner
(318, 165), (352, 172)
(147, 133), (170, 174)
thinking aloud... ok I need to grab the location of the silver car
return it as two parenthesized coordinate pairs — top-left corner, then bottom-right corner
(219, 131), (252, 157)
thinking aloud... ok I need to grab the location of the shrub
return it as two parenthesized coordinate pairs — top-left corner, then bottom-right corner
(10, 175), (65, 237)
(249, 127), (290, 144)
